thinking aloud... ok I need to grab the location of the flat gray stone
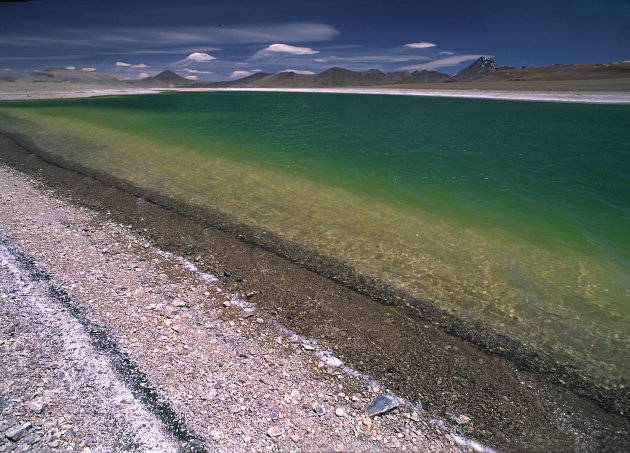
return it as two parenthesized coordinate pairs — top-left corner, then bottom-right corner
(5, 422), (31, 442)
(365, 395), (398, 417)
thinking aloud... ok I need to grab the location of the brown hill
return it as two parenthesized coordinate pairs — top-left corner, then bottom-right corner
(479, 62), (630, 82)
(405, 70), (454, 83)
(208, 67), (456, 88)
(26, 68), (125, 86)
(244, 71), (315, 88)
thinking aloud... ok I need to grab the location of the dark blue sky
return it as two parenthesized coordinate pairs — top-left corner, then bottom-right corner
(1, 0), (629, 81)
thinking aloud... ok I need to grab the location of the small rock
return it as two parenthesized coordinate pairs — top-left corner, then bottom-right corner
(335, 408), (346, 417)
(455, 415), (471, 425)
(290, 434), (300, 443)
(267, 426), (282, 437)
(366, 395), (398, 417)
(172, 299), (186, 307)
(314, 406), (325, 416)
(302, 343), (316, 351)
(23, 433), (41, 445)
(410, 411), (420, 422)
(162, 305), (177, 318)
(26, 399), (45, 413)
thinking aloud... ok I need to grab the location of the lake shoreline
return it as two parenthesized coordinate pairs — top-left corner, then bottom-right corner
(1, 128), (628, 451)
(2, 78), (630, 103)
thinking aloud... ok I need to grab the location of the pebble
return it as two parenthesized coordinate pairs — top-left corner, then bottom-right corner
(172, 299), (186, 307)
(267, 426), (282, 437)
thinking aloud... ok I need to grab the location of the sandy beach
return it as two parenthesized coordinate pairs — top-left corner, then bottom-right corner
(1, 86), (629, 452)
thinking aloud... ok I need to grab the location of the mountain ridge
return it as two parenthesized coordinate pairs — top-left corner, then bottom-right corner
(7, 60), (630, 90)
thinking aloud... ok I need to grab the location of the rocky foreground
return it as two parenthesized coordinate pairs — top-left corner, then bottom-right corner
(0, 164), (476, 452)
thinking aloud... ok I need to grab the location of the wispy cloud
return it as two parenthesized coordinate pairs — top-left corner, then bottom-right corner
(402, 55), (487, 71)
(115, 61), (131, 67)
(81, 67), (96, 72)
(440, 51), (455, 55)
(405, 42), (437, 49)
(132, 63), (148, 68)
(185, 75), (198, 80)
(184, 68), (213, 74)
(65, 65), (75, 70)
(327, 54), (430, 64)
(0, 23), (338, 56)
(281, 69), (315, 75)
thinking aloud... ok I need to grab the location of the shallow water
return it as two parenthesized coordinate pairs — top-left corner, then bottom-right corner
(1, 91), (629, 387)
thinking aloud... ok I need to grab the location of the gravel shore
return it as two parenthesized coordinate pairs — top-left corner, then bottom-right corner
(0, 164), (475, 452)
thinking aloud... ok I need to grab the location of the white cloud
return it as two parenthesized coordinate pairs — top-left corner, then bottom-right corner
(116, 61), (131, 67)
(405, 42), (437, 49)
(132, 63), (148, 68)
(402, 55), (487, 71)
(65, 65), (75, 70)
(251, 43), (318, 60)
(440, 51), (455, 55)
(185, 52), (216, 62)
(185, 75), (199, 80)
(138, 72), (149, 79)
(281, 69), (315, 75)
(314, 58), (327, 63)
(184, 68), (213, 74)
(230, 70), (253, 79)
(81, 67), (96, 72)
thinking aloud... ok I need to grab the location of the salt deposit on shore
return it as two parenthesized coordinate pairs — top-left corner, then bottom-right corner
(169, 87), (630, 104)
(2, 81), (630, 103)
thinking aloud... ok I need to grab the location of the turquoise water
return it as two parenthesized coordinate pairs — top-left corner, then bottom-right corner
(1, 91), (629, 386)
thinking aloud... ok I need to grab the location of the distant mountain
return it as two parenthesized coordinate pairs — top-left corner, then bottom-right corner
(26, 68), (125, 86)
(134, 70), (195, 87)
(478, 61), (630, 82)
(453, 57), (504, 82)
